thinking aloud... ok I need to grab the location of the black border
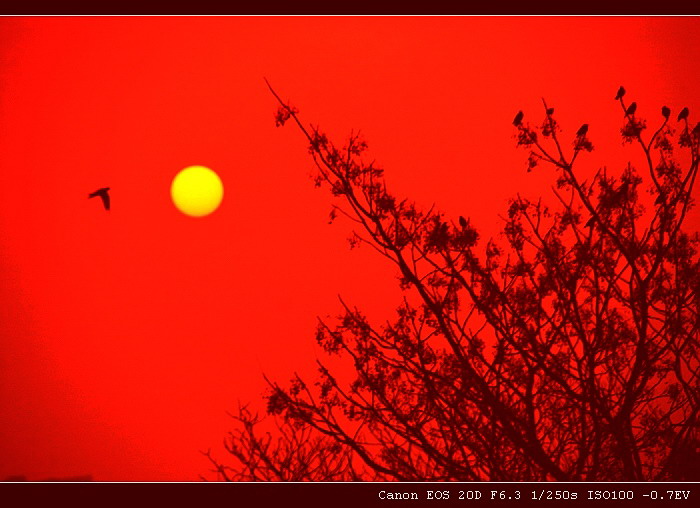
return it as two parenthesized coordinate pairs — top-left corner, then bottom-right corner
(1, 1), (697, 501)
(0, 1), (699, 15)
(1, 482), (697, 507)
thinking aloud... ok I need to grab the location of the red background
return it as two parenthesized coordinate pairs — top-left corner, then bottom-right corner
(1, 17), (699, 481)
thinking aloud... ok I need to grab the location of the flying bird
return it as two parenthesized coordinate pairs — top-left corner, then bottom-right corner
(662, 106), (671, 119)
(615, 86), (626, 100)
(513, 111), (524, 126)
(576, 124), (589, 137)
(678, 107), (689, 121)
(88, 187), (111, 211)
(459, 216), (468, 229)
(626, 102), (637, 115)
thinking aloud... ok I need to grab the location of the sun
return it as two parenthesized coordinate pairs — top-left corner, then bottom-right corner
(171, 165), (224, 217)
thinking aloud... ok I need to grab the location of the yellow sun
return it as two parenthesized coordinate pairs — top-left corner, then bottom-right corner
(171, 165), (224, 217)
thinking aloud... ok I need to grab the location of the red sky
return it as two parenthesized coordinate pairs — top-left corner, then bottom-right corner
(1, 17), (699, 481)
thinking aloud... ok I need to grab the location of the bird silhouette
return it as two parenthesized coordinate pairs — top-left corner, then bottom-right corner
(662, 106), (671, 119)
(513, 111), (524, 126)
(459, 216), (468, 229)
(546, 107), (555, 116)
(88, 187), (111, 211)
(678, 107), (689, 121)
(615, 86), (626, 100)
(626, 102), (637, 115)
(576, 124), (589, 137)
(618, 181), (630, 198)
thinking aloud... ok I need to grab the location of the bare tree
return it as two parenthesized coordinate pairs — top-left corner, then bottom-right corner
(207, 83), (700, 481)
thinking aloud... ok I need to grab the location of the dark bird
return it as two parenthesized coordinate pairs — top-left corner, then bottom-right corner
(662, 106), (671, 119)
(88, 187), (111, 211)
(678, 107), (689, 121)
(615, 86), (626, 100)
(576, 124), (589, 137)
(626, 102), (637, 115)
(546, 107), (555, 115)
(617, 181), (630, 197)
(459, 216), (468, 229)
(513, 110), (524, 126)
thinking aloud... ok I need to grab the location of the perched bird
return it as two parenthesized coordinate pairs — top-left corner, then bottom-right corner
(576, 124), (589, 137)
(459, 216), (468, 229)
(626, 102), (637, 115)
(615, 86), (626, 100)
(88, 187), (111, 211)
(546, 107), (555, 116)
(617, 181), (630, 197)
(662, 106), (671, 119)
(513, 110), (524, 126)
(678, 107), (689, 122)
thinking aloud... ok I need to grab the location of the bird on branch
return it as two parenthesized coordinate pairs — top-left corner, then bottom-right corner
(513, 111), (524, 126)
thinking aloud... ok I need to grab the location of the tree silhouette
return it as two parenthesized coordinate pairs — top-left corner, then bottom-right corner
(206, 85), (700, 481)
